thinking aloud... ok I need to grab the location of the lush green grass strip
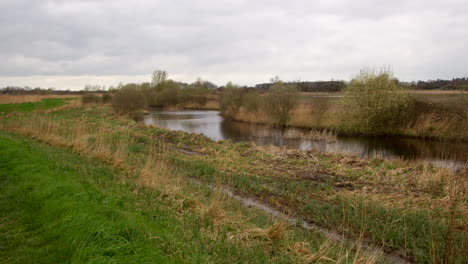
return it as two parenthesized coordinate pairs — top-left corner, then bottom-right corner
(0, 98), (69, 113)
(0, 132), (296, 263)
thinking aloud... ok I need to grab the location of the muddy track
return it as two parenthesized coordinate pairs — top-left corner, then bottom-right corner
(190, 178), (411, 264)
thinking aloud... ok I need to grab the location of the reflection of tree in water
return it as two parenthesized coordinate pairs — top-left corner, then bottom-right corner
(220, 119), (468, 163)
(220, 120), (310, 148)
(219, 120), (257, 141)
(383, 138), (468, 162)
(180, 120), (207, 131)
(335, 137), (468, 162)
(146, 111), (468, 165)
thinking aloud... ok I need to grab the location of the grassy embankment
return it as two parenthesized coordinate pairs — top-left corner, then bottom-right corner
(0, 100), (386, 263)
(0, 101), (466, 263)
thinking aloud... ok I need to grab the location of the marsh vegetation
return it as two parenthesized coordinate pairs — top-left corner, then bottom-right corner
(1, 68), (467, 263)
(0, 97), (466, 263)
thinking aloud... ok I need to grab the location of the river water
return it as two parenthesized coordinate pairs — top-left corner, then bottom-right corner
(143, 110), (467, 167)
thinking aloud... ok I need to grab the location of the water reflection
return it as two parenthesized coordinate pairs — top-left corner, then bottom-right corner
(143, 110), (467, 165)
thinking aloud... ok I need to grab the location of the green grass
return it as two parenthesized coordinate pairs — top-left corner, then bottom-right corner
(0, 98), (69, 113)
(0, 131), (364, 263)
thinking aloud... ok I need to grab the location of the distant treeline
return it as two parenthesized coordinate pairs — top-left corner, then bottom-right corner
(0, 86), (82, 95)
(254, 81), (346, 92)
(2, 77), (468, 94)
(405, 78), (468, 91)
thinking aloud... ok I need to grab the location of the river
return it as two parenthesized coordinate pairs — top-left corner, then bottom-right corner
(143, 110), (467, 168)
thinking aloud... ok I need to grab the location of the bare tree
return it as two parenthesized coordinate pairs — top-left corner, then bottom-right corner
(220, 82), (244, 117)
(151, 70), (168, 88)
(264, 79), (299, 126)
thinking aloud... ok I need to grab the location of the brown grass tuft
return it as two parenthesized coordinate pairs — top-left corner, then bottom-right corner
(291, 241), (335, 263)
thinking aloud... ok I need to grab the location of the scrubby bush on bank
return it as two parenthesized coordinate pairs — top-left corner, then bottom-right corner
(102, 92), (112, 104)
(220, 82), (244, 117)
(179, 79), (212, 107)
(263, 81), (299, 126)
(242, 91), (262, 113)
(81, 93), (101, 105)
(340, 68), (412, 134)
(155, 80), (180, 107)
(111, 85), (147, 115)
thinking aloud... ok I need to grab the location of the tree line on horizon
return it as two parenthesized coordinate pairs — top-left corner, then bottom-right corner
(2, 75), (468, 95)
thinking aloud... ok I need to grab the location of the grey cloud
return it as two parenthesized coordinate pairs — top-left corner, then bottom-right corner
(0, 0), (467, 89)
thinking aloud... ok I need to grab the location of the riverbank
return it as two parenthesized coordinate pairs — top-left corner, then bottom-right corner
(1, 103), (466, 263)
(153, 90), (468, 142)
(223, 105), (468, 143)
(0, 108), (386, 263)
(142, 110), (468, 164)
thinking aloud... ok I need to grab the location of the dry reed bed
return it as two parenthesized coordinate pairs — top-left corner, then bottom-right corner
(227, 99), (468, 141)
(0, 94), (80, 104)
(0, 113), (384, 264)
(259, 145), (467, 211)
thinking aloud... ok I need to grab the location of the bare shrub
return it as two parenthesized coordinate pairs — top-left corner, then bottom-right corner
(220, 82), (244, 117)
(111, 85), (147, 115)
(242, 91), (262, 113)
(180, 79), (211, 106)
(155, 80), (180, 107)
(264, 80), (299, 126)
(102, 92), (112, 104)
(81, 93), (101, 105)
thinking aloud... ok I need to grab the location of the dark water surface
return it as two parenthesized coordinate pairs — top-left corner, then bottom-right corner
(143, 110), (467, 168)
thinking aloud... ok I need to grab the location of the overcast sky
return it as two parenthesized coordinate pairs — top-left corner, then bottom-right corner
(1, 0), (467, 90)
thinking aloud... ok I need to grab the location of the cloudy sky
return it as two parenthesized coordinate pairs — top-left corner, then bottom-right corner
(1, 0), (467, 90)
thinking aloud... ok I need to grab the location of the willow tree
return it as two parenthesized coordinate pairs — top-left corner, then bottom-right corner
(264, 80), (299, 127)
(341, 67), (412, 134)
(220, 82), (244, 118)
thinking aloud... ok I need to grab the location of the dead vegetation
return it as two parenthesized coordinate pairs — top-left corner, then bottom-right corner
(0, 94), (80, 104)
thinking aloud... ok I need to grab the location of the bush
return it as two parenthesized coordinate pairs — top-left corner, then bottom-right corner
(81, 93), (101, 105)
(310, 97), (331, 127)
(102, 92), (112, 104)
(111, 86), (147, 115)
(340, 68), (412, 134)
(155, 80), (180, 107)
(263, 81), (299, 126)
(180, 79), (211, 106)
(220, 82), (244, 117)
(242, 91), (262, 113)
